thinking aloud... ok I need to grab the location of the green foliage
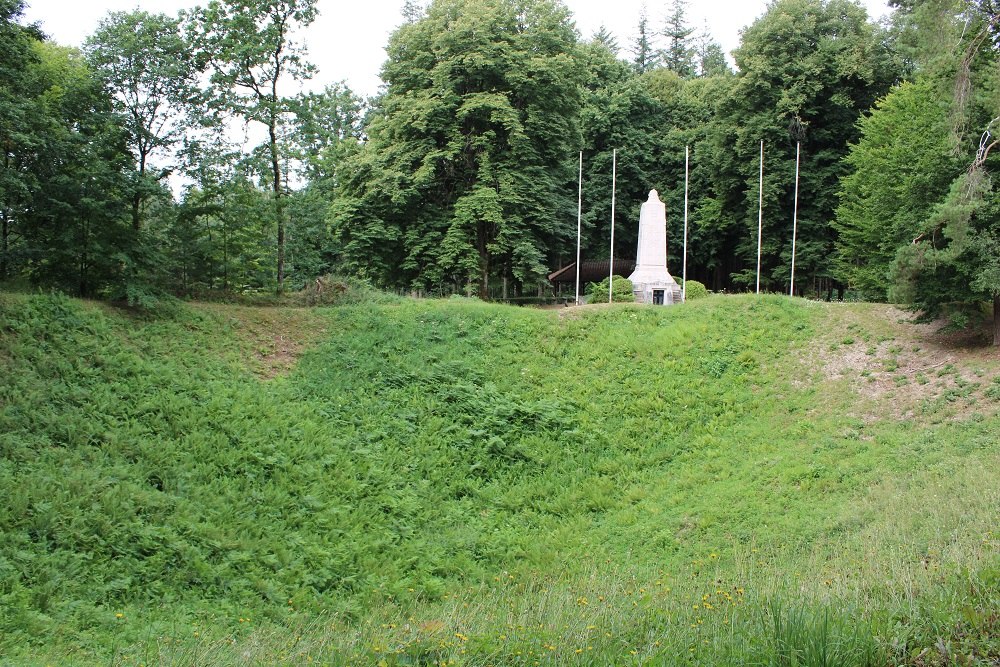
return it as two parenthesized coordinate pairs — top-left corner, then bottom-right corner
(2, 0), (943, 302)
(682, 278), (708, 299)
(85, 9), (197, 231)
(744, 599), (881, 666)
(579, 69), (673, 266)
(720, 0), (900, 293)
(695, 30), (730, 78)
(292, 274), (400, 306)
(288, 83), (364, 186)
(0, 0), (43, 281)
(586, 274), (634, 303)
(16, 41), (133, 297)
(890, 171), (1000, 325)
(188, 0), (318, 293)
(169, 147), (281, 294)
(835, 79), (961, 300)
(881, 566), (1000, 665)
(662, 0), (695, 77)
(871, 1), (1000, 343)
(332, 0), (586, 298)
(0, 9), (135, 297)
(2, 292), (998, 664)
(629, 6), (659, 73)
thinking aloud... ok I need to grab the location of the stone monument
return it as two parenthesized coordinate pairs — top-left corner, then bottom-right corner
(628, 190), (682, 305)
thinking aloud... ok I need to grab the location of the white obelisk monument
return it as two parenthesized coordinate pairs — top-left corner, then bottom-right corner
(628, 190), (682, 305)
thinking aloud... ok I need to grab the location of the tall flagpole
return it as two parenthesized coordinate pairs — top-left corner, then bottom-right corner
(682, 145), (690, 302)
(608, 149), (617, 303)
(756, 140), (764, 295)
(575, 151), (583, 305)
(789, 141), (800, 297)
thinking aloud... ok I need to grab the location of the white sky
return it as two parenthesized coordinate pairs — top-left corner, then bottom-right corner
(23, 0), (893, 98)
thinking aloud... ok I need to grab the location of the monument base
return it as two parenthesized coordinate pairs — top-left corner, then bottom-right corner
(631, 279), (682, 305)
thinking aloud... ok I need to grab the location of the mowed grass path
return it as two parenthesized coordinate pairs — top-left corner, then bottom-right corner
(0, 292), (997, 665)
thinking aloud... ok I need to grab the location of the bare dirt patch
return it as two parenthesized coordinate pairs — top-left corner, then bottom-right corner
(811, 303), (1000, 421)
(198, 303), (329, 379)
(556, 302), (637, 320)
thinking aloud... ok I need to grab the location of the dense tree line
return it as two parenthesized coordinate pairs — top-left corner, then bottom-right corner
(0, 0), (997, 339)
(1, 0), (361, 302)
(836, 0), (1000, 342)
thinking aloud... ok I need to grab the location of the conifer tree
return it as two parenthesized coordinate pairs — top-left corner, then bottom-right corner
(662, 0), (695, 77)
(694, 24), (729, 77)
(630, 5), (658, 73)
(881, 0), (1000, 342)
(591, 25), (619, 56)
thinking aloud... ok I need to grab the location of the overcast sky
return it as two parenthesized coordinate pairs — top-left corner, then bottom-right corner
(22, 0), (893, 98)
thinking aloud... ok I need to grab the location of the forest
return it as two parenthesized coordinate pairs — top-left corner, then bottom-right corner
(1, 0), (998, 335)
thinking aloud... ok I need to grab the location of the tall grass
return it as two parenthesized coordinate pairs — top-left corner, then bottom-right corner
(0, 292), (997, 665)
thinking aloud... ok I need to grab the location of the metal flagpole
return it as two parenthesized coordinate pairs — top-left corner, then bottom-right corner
(789, 141), (800, 297)
(682, 145), (690, 302)
(756, 140), (764, 295)
(575, 151), (582, 305)
(609, 149), (617, 303)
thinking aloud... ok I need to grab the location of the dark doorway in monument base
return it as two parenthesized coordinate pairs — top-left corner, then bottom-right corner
(653, 289), (665, 305)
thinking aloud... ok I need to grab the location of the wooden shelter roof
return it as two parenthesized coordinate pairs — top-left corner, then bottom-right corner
(548, 259), (636, 285)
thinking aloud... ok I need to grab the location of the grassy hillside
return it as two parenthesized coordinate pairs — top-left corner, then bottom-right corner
(0, 292), (997, 665)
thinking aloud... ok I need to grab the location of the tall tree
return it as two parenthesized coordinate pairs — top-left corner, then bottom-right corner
(189, 0), (317, 293)
(332, 0), (586, 297)
(169, 168), (272, 294)
(886, 0), (1000, 343)
(642, 69), (742, 290)
(630, 5), (659, 74)
(578, 38), (657, 263)
(284, 84), (365, 283)
(0, 0), (43, 280)
(662, 0), (695, 77)
(288, 83), (364, 186)
(18, 42), (132, 297)
(834, 80), (961, 299)
(694, 25), (729, 77)
(85, 10), (197, 232)
(591, 25), (619, 56)
(719, 0), (899, 294)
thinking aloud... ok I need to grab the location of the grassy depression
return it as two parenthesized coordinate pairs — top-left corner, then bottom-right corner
(0, 292), (997, 665)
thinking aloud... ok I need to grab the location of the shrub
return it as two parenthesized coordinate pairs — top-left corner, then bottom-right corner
(293, 275), (399, 306)
(682, 279), (709, 300)
(586, 275), (634, 303)
(493, 296), (569, 307)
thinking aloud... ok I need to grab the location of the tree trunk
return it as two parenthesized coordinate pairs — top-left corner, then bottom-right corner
(476, 220), (489, 299)
(276, 195), (285, 293)
(2, 147), (11, 279)
(79, 220), (89, 298)
(269, 120), (285, 294)
(133, 150), (147, 231)
(131, 193), (142, 232)
(993, 294), (999, 347)
(1, 211), (8, 280)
